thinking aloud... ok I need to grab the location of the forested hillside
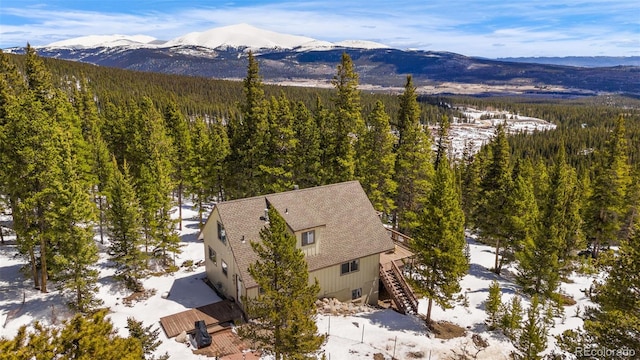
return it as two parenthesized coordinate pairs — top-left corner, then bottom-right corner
(1, 47), (639, 358)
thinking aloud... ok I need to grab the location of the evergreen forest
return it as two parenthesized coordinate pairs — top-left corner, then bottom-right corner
(0, 47), (639, 359)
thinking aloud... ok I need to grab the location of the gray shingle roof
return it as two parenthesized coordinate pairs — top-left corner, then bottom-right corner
(215, 181), (394, 289)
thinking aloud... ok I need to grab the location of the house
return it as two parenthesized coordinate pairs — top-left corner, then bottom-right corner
(200, 181), (395, 309)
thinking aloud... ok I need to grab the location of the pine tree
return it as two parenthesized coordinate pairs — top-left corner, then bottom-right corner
(312, 96), (333, 185)
(513, 295), (548, 360)
(355, 100), (397, 215)
(584, 211), (640, 352)
(73, 82), (114, 244)
(260, 93), (297, 193)
(164, 102), (193, 230)
(517, 147), (582, 297)
(56, 310), (143, 360)
(393, 75), (433, 235)
(0, 51), (23, 247)
(584, 116), (631, 257)
(240, 207), (325, 359)
(459, 140), (483, 228)
(325, 52), (363, 183)
(500, 295), (524, 341)
(48, 145), (102, 313)
(0, 311), (143, 360)
(509, 159), (539, 261)
(531, 159), (549, 209)
(188, 116), (214, 227)
(486, 280), (502, 330)
(102, 100), (129, 167)
(292, 101), (322, 188)
(0, 322), (59, 360)
(106, 159), (146, 287)
(206, 120), (230, 201)
(475, 123), (513, 274)
(434, 115), (452, 170)
(226, 51), (269, 198)
(126, 318), (168, 360)
(0, 51), (24, 193)
(409, 155), (467, 323)
(24, 44), (53, 104)
(129, 98), (179, 266)
(188, 117), (230, 227)
(620, 168), (640, 241)
(4, 47), (70, 292)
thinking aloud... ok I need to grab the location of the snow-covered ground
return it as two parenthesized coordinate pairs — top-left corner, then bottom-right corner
(440, 107), (557, 159)
(0, 202), (596, 359)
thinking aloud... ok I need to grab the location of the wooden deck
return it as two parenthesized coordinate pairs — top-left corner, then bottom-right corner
(192, 329), (261, 359)
(159, 300), (244, 338)
(380, 242), (414, 267)
(379, 228), (418, 314)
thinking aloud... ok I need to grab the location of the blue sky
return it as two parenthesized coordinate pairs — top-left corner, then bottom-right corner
(1, 0), (638, 57)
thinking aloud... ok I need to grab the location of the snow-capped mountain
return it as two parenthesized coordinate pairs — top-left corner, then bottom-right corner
(39, 23), (389, 52)
(44, 34), (159, 49)
(164, 23), (313, 50)
(334, 40), (389, 50)
(11, 23), (638, 96)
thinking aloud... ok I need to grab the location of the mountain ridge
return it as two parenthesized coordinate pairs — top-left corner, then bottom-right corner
(6, 24), (639, 97)
(33, 23), (388, 52)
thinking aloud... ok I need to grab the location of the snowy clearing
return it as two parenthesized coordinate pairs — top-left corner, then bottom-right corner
(440, 107), (557, 158)
(0, 202), (596, 359)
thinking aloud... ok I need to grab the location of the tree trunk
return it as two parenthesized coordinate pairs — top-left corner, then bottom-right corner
(218, 174), (224, 202)
(392, 210), (398, 231)
(99, 195), (104, 244)
(178, 182), (183, 231)
(29, 247), (39, 289)
(198, 196), (204, 231)
(275, 325), (281, 360)
(0, 226), (4, 244)
(494, 238), (501, 274)
(144, 226), (149, 268)
(39, 234), (47, 293)
(77, 284), (82, 313)
(426, 297), (433, 324)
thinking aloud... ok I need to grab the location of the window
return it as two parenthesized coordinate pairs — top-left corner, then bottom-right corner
(340, 259), (360, 275)
(217, 222), (226, 244)
(221, 260), (228, 276)
(301, 230), (315, 246)
(208, 246), (217, 265)
(352, 288), (362, 300)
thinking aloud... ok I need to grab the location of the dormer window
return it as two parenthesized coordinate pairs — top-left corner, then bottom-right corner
(302, 230), (315, 246)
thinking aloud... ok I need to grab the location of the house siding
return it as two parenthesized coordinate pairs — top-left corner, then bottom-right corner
(203, 208), (241, 302)
(245, 253), (381, 307)
(311, 253), (381, 305)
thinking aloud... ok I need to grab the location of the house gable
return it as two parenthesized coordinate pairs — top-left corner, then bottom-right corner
(202, 181), (394, 304)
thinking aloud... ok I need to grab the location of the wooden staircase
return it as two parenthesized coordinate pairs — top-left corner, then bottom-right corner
(379, 261), (418, 315)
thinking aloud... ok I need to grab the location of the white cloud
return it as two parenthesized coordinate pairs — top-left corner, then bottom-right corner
(1, 1), (638, 57)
